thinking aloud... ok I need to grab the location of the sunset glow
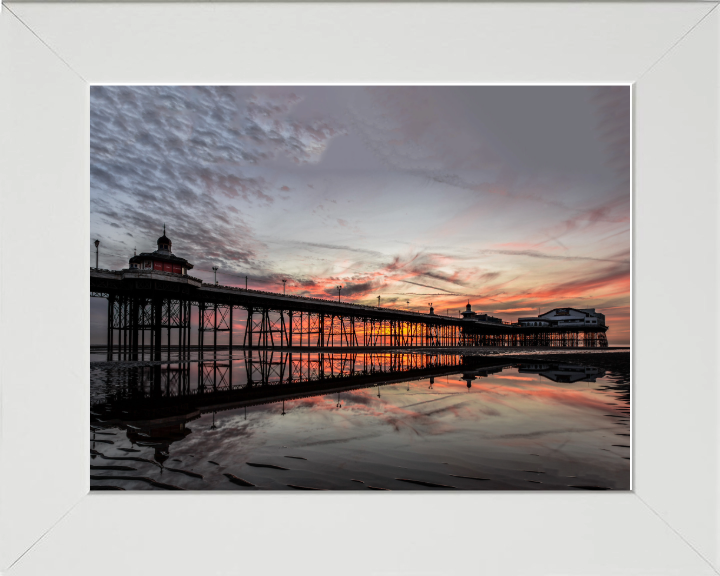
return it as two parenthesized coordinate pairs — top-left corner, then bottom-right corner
(91, 86), (630, 345)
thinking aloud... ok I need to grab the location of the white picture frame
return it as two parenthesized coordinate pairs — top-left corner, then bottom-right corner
(0, 2), (717, 575)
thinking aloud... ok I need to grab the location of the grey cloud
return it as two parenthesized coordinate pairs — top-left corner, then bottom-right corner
(294, 241), (383, 257)
(478, 249), (629, 264)
(401, 280), (457, 294)
(333, 281), (376, 297)
(346, 86), (629, 223)
(591, 86), (631, 188)
(91, 86), (344, 271)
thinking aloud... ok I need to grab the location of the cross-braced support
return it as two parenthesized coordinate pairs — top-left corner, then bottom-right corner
(198, 360), (232, 393)
(99, 288), (609, 358)
(107, 295), (191, 361)
(198, 302), (232, 359)
(244, 307), (289, 348)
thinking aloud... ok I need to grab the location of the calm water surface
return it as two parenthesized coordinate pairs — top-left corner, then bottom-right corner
(90, 350), (630, 490)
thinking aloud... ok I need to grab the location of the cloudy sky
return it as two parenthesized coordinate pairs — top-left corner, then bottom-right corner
(91, 86), (630, 345)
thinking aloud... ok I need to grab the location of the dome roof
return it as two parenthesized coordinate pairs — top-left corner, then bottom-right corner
(157, 224), (172, 247)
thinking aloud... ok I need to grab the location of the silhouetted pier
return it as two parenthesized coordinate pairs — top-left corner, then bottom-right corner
(91, 267), (609, 361)
(91, 351), (521, 424)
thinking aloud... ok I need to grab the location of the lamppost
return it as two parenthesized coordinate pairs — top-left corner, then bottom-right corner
(406, 300), (410, 310)
(212, 266), (219, 285)
(282, 279), (286, 295)
(245, 275), (248, 290)
(377, 295), (381, 307)
(337, 285), (342, 302)
(429, 302), (433, 314)
(94, 239), (99, 270)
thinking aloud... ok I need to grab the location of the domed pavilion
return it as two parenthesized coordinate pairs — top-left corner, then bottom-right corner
(128, 225), (193, 275)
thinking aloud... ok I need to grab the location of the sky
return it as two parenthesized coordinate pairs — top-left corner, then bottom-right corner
(90, 86), (630, 345)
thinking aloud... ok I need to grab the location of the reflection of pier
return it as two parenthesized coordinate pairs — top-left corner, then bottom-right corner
(91, 352), (607, 464)
(518, 363), (605, 383)
(92, 352), (515, 423)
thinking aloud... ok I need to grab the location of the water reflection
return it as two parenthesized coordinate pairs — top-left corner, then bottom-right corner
(90, 351), (629, 491)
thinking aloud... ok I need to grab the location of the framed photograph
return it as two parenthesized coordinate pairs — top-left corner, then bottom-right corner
(88, 83), (630, 495)
(1, 2), (717, 575)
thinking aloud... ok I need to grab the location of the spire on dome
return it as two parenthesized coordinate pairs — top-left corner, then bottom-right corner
(157, 225), (172, 253)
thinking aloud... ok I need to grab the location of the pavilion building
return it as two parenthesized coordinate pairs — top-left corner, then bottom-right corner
(517, 308), (605, 328)
(460, 302), (503, 324)
(128, 226), (194, 275)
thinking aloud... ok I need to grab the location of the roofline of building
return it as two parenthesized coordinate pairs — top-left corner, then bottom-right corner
(538, 307), (600, 318)
(129, 252), (194, 269)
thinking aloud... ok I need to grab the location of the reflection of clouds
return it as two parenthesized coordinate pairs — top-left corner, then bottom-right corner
(486, 426), (611, 440)
(470, 381), (617, 413)
(295, 433), (384, 447)
(169, 408), (296, 464)
(131, 366), (628, 491)
(341, 393), (380, 407)
(197, 371), (622, 448)
(402, 394), (460, 409)
(268, 388), (468, 437)
(423, 400), (491, 418)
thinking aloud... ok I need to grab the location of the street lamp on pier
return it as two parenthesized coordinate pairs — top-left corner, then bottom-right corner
(337, 285), (342, 302)
(94, 239), (99, 270)
(282, 279), (287, 295)
(212, 266), (219, 285)
(377, 295), (381, 307)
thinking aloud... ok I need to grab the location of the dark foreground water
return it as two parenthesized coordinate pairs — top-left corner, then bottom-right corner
(90, 350), (630, 490)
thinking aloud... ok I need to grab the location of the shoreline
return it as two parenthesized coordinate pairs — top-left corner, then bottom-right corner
(90, 344), (629, 352)
(90, 346), (631, 375)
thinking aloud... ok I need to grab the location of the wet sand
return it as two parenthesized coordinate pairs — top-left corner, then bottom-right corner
(90, 350), (630, 491)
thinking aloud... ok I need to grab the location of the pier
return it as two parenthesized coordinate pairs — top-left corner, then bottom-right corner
(90, 229), (608, 361)
(91, 265), (608, 360)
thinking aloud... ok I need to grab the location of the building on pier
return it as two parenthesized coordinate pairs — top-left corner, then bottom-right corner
(128, 226), (194, 275)
(460, 301), (503, 324)
(517, 308), (605, 328)
(90, 226), (610, 357)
